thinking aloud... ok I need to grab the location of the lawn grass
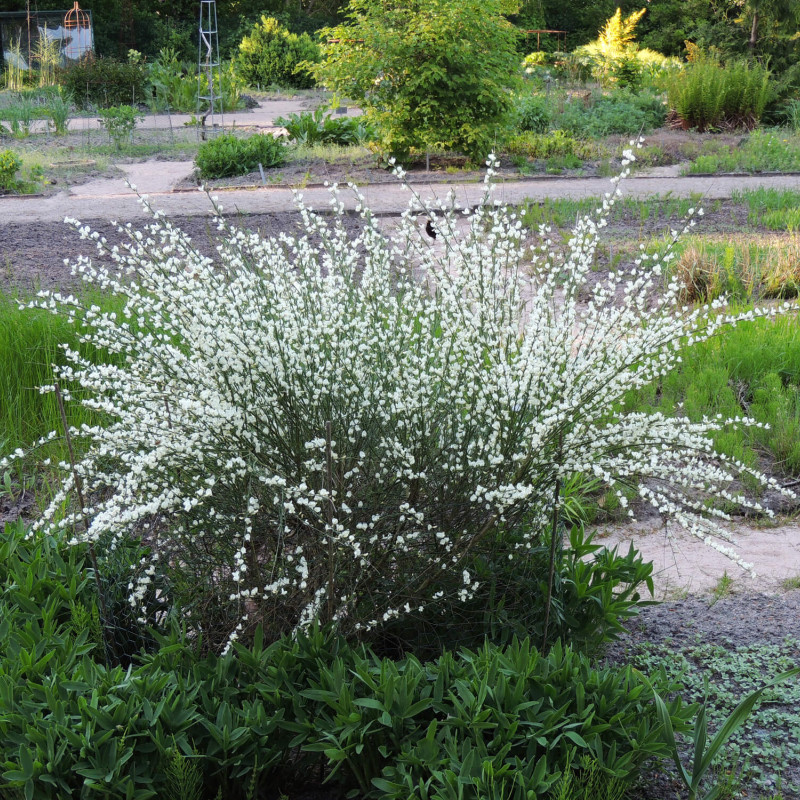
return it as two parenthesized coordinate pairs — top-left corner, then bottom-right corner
(520, 193), (710, 230)
(732, 187), (800, 231)
(683, 129), (800, 175)
(0, 288), (126, 466)
(623, 313), (800, 479)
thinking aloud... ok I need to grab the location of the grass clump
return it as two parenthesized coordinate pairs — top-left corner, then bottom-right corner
(195, 132), (286, 179)
(735, 187), (800, 231)
(668, 234), (800, 302)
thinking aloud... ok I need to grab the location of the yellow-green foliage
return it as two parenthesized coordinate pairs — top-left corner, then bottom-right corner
(237, 16), (318, 89)
(0, 149), (22, 191)
(597, 7), (647, 59)
(573, 7), (652, 85)
(505, 129), (595, 159)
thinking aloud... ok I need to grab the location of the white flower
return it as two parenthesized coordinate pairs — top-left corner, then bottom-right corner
(18, 154), (794, 649)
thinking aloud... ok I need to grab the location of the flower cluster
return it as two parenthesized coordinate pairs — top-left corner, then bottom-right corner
(12, 146), (794, 650)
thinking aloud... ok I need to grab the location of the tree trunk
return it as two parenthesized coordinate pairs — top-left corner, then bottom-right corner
(749, 9), (759, 51)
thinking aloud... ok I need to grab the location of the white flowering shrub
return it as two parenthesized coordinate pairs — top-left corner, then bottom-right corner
(11, 146), (794, 651)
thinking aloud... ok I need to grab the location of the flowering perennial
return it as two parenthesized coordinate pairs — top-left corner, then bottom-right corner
(10, 146), (795, 650)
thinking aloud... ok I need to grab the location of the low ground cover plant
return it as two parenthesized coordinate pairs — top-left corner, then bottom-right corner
(639, 636), (800, 796)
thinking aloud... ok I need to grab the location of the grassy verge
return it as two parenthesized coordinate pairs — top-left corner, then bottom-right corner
(0, 288), (126, 470)
(623, 313), (800, 481)
(683, 129), (800, 175)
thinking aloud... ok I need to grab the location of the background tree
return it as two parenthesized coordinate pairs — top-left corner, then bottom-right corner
(314, 0), (521, 161)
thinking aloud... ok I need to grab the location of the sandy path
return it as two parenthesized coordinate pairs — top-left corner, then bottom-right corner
(596, 518), (800, 599)
(2, 169), (800, 224)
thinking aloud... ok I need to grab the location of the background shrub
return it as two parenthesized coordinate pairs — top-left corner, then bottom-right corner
(195, 133), (286, 179)
(147, 48), (245, 113)
(315, 0), (521, 160)
(512, 92), (552, 133)
(666, 53), (772, 130)
(556, 89), (666, 138)
(236, 16), (319, 89)
(61, 57), (148, 109)
(0, 149), (21, 192)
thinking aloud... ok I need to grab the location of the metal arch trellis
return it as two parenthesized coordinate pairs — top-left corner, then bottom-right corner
(198, 0), (224, 136)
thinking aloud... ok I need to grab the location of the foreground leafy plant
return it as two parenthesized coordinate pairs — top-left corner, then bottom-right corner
(0, 520), (690, 800)
(7, 146), (795, 652)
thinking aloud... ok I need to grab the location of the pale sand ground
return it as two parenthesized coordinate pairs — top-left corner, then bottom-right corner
(596, 517), (800, 598)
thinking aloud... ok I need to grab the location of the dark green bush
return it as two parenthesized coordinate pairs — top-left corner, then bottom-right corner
(275, 106), (375, 146)
(61, 57), (148, 109)
(195, 133), (287, 179)
(0, 521), (688, 800)
(513, 92), (552, 133)
(557, 89), (666, 138)
(236, 16), (319, 89)
(374, 524), (654, 660)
